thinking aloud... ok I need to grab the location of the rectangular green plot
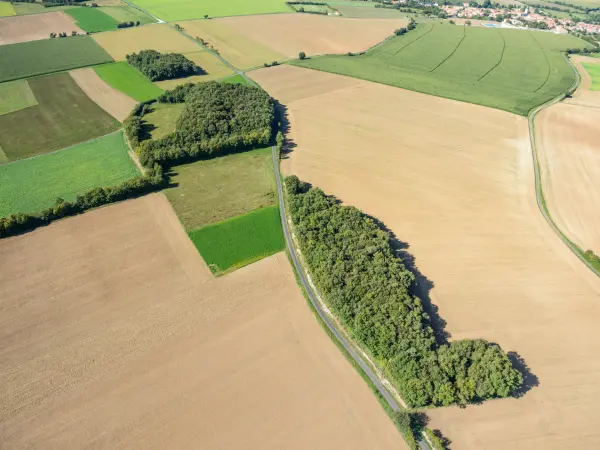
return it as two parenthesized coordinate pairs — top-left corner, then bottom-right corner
(389, 24), (465, 72)
(0, 36), (113, 83)
(0, 1), (16, 16)
(219, 74), (250, 85)
(583, 62), (600, 91)
(128, 0), (291, 21)
(94, 61), (163, 102)
(188, 206), (284, 274)
(101, 6), (157, 25)
(0, 131), (139, 217)
(481, 30), (549, 92)
(0, 73), (119, 161)
(433, 26), (504, 81)
(66, 7), (120, 32)
(0, 79), (38, 116)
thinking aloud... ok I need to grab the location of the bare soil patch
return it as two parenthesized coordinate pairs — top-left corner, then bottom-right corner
(0, 12), (83, 45)
(0, 193), (403, 449)
(251, 65), (600, 449)
(70, 67), (136, 122)
(92, 24), (201, 60)
(178, 14), (406, 69)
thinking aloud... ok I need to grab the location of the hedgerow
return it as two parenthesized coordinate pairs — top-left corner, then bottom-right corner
(285, 176), (523, 407)
(127, 82), (275, 168)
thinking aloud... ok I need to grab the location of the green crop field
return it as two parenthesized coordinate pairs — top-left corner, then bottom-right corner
(101, 5), (157, 25)
(142, 103), (185, 140)
(66, 7), (120, 32)
(328, 1), (410, 18)
(0, 73), (119, 161)
(293, 24), (593, 115)
(127, 0), (291, 21)
(0, 36), (113, 83)
(0, 1), (15, 16)
(0, 80), (38, 116)
(0, 131), (138, 217)
(188, 206), (284, 274)
(94, 62), (163, 101)
(219, 74), (251, 85)
(583, 62), (600, 90)
(163, 147), (276, 230)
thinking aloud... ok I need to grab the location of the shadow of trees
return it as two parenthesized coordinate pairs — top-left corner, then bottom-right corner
(275, 101), (297, 160)
(508, 351), (540, 398)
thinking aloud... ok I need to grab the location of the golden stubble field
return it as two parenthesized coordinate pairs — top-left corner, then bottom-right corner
(0, 11), (84, 45)
(176, 14), (406, 69)
(535, 56), (600, 254)
(70, 67), (136, 122)
(251, 65), (600, 449)
(0, 193), (403, 449)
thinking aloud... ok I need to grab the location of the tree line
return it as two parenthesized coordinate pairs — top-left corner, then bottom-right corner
(126, 50), (201, 82)
(285, 176), (523, 408)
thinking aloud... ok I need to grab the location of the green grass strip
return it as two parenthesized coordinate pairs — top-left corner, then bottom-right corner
(94, 61), (163, 102)
(582, 62), (600, 91)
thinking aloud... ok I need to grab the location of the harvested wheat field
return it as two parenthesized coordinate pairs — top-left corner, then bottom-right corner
(0, 11), (83, 45)
(535, 58), (600, 254)
(0, 193), (403, 450)
(176, 14), (406, 69)
(251, 65), (600, 449)
(70, 67), (136, 122)
(92, 24), (201, 61)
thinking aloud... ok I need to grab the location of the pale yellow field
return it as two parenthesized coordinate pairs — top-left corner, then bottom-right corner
(0, 193), (404, 449)
(155, 50), (234, 90)
(176, 14), (406, 69)
(251, 65), (600, 449)
(92, 24), (201, 61)
(536, 58), (600, 254)
(70, 67), (137, 122)
(0, 11), (83, 45)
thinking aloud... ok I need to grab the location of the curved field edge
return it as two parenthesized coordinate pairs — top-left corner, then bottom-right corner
(528, 56), (600, 275)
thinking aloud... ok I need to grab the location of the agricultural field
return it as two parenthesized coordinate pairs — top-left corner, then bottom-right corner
(292, 23), (592, 115)
(65, 6), (120, 32)
(0, 131), (138, 217)
(583, 61), (600, 89)
(328, 1), (412, 18)
(141, 102), (185, 140)
(163, 147), (276, 230)
(535, 56), (600, 255)
(154, 50), (234, 89)
(0, 73), (119, 161)
(0, 194), (402, 449)
(220, 73), (251, 85)
(0, 11), (83, 45)
(0, 79), (37, 116)
(0, 1), (15, 16)
(70, 67), (137, 121)
(92, 23), (201, 60)
(0, 36), (112, 83)
(251, 64), (600, 449)
(289, 3), (335, 14)
(101, 5), (156, 24)
(94, 61), (163, 101)
(188, 206), (284, 274)
(128, 0), (291, 21)
(176, 14), (406, 69)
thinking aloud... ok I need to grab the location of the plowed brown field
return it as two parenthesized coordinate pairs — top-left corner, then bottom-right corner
(176, 14), (406, 69)
(0, 12), (83, 45)
(0, 193), (403, 449)
(536, 56), (600, 254)
(70, 67), (136, 122)
(251, 65), (600, 449)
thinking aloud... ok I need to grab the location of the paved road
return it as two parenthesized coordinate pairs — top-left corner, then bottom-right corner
(271, 148), (430, 450)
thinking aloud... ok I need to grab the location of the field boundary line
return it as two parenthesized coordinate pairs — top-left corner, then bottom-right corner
(529, 31), (552, 93)
(0, 130), (124, 167)
(390, 22), (435, 58)
(478, 28), (506, 81)
(429, 24), (466, 73)
(528, 54), (600, 278)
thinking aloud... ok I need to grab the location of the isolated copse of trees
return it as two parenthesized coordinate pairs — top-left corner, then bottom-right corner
(126, 50), (200, 81)
(127, 82), (275, 168)
(285, 176), (523, 408)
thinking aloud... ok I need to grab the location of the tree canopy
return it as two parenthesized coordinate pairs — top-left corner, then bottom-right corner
(126, 50), (200, 81)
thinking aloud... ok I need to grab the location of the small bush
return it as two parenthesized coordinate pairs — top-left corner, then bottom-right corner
(299, 51), (306, 60)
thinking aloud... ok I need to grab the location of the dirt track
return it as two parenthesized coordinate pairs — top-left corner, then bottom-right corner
(535, 56), (600, 255)
(0, 12), (83, 45)
(0, 193), (403, 449)
(251, 65), (600, 449)
(70, 68), (137, 122)
(177, 14), (406, 69)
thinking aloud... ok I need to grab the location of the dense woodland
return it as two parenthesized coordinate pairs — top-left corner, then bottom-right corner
(126, 50), (200, 82)
(285, 176), (523, 407)
(127, 82), (275, 168)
